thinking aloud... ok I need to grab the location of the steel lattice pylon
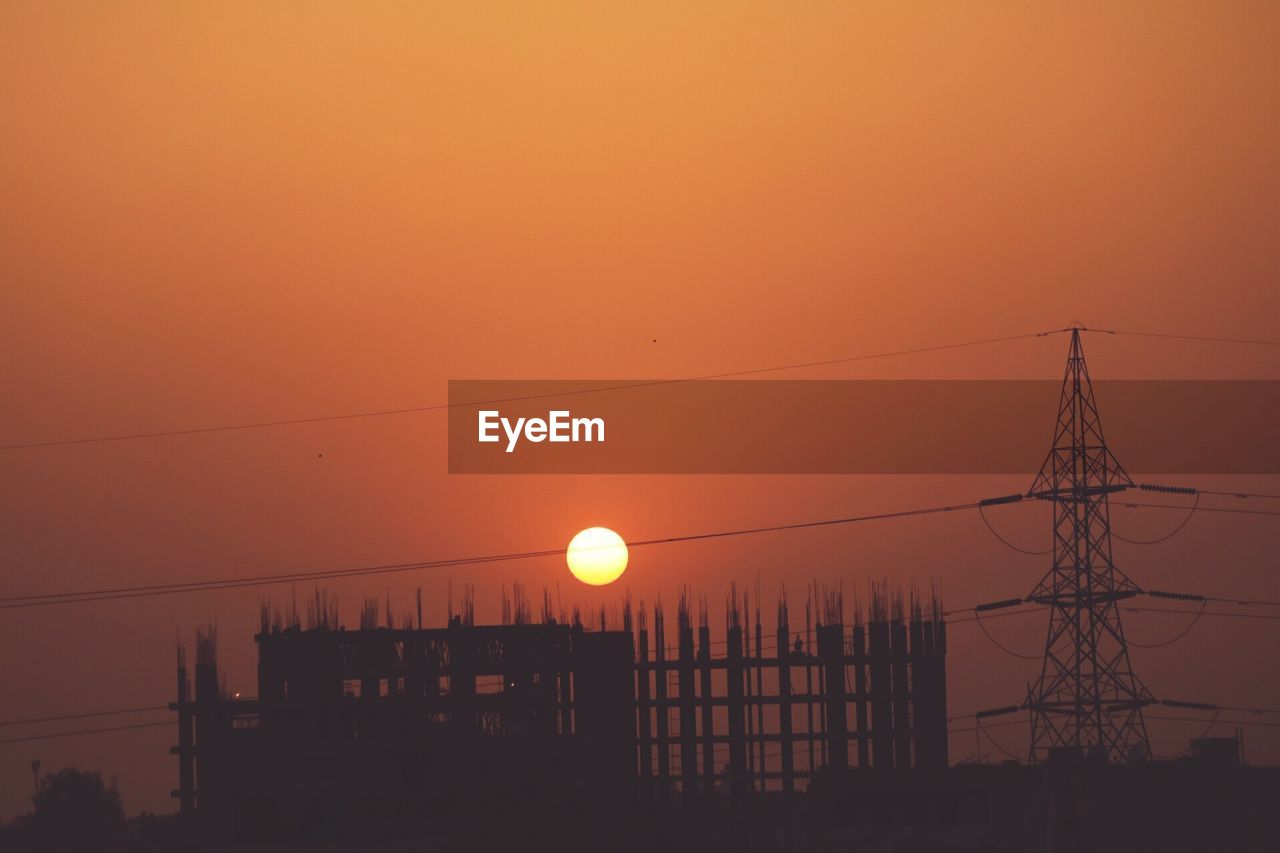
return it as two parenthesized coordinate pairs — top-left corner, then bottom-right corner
(1024, 328), (1153, 763)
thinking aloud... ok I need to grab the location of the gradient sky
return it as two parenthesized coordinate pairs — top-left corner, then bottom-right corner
(2, 2), (1279, 818)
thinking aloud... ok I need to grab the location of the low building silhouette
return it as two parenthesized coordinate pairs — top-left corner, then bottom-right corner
(171, 585), (949, 843)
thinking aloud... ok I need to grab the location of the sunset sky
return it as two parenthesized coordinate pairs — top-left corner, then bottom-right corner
(2, 2), (1279, 817)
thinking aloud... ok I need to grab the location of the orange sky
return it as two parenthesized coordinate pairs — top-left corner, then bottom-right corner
(2, 1), (1279, 818)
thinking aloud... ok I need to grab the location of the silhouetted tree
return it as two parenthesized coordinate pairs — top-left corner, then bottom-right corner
(28, 767), (123, 833)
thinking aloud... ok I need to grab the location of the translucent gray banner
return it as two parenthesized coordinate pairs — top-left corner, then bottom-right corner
(447, 380), (1280, 474)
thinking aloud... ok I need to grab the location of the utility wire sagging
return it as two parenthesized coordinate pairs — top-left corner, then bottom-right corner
(5, 326), (1280, 763)
(0, 332), (1046, 451)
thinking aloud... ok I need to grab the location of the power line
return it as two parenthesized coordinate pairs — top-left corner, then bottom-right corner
(1218, 705), (1280, 715)
(946, 606), (1045, 624)
(976, 486), (1280, 555)
(948, 713), (1280, 733)
(949, 592), (1280, 624)
(1198, 490), (1280, 502)
(1104, 329), (1280, 348)
(6, 599), (1276, 749)
(6, 492), (1276, 613)
(976, 718), (1023, 760)
(1203, 595), (1280, 608)
(0, 333), (1044, 452)
(1146, 585), (1280, 609)
(1122, 605), (1280, 622)
(1116, 501), (1280, 518)
(1150, 711), (1221, 760)
(10, 707), (1277, 750)
(1145, 714), (1277, 730)
(957, 596), (1280, 666)
(972, 609), (1041, 659)
(7, 328), (1275, 454)
(0, 720), (171, 746)
(978, 503), (1051, 555)
(0, 705), (168, 728)
(0, 500), (984, 610)
(1113, 492), (1200, 545)
(1127, 601), (1208, 649)
(952, 602), (1280, 626)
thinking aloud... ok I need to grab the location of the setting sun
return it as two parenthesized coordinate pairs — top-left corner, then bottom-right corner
(566, 527), (628, 586)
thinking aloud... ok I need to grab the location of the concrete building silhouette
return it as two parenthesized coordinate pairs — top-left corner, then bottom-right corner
(171, 584), (949, 841)
(165, 585), (1280, 851)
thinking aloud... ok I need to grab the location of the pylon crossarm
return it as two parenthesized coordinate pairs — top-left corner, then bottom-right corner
(1026, 701), (1151, 718)
(975, 705), (1021, 719)
(1025, 590), (1141, 607)
(1026, 701), (1096, 712)
(1026, 483), (1131, 501)
(1103, 700), (1154, 713)
(1160, 698), (1217, 712)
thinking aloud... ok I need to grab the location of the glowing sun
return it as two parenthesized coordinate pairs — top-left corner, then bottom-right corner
(566, 527), (628, 586)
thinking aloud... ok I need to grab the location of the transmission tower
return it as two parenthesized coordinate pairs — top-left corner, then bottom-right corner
(1024, 327), (1153, 762)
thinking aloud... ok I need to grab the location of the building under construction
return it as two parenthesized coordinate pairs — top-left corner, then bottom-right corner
(171, 584), (948, 841)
